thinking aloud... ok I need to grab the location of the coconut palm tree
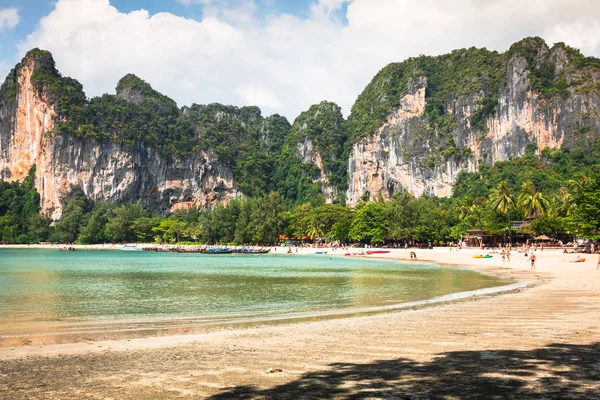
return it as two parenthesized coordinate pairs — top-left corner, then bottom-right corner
(456, 196), (476, 220)
(489, 180), (516, 218)
(517, 181), (550, 218)
(555, 186), (575, 217)
(306, 218), (324, 241)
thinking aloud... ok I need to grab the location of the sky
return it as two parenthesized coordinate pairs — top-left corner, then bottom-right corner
(1, 0), (600, 121)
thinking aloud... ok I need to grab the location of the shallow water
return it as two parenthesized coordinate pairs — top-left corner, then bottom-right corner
(0, 249), (510, 325)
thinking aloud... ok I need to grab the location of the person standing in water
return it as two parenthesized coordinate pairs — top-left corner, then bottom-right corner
(529, 253), (537, 269)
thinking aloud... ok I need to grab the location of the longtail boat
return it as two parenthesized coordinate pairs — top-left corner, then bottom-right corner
(236, 248), (270, 254)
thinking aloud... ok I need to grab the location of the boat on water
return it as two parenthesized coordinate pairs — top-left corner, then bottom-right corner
(139, 246), (269, 254)
(203, 248), (233, 254)
(117, 245), (142, 251)
(235, 248), (270, 254)
(59, 246), (76, 251)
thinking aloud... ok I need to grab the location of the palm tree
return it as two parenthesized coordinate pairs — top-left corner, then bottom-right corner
(306, 218), (324, 241)
(489, 180), (516, 218)
(488, 180), (516, 243)
(517, 181), (550, 219)
(555, 186), (575, 217)
(456, 196), (475, 220)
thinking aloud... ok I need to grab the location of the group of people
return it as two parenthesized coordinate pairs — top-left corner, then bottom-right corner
(500, 249), (511, 262)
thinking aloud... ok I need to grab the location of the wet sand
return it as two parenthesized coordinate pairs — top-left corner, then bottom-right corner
(1, 247), (599, 399)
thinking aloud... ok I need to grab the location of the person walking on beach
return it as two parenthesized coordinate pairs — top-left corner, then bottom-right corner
(529, 253), (537, 269)
(506, 250), (511, 262)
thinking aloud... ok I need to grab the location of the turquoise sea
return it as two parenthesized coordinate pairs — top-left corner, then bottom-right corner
(0, 249), (510, 326)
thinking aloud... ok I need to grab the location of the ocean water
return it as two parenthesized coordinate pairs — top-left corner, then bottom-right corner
(0, 249), (510, 325)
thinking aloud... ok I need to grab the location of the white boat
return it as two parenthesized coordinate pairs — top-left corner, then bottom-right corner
(117, 245), (142, 251)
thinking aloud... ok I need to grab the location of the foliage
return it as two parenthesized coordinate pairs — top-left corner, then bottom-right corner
(48, 189), (93, 243)
(274, 101), (348, 206)
(349, 202), (387, 244)
(348, 46), (505, 143)
(516, 182), (550, 218)
(570, 177), (600, 238)
(0, 166), (50, 243)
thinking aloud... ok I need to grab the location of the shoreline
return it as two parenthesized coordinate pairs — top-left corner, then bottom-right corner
(0, 247), (551, 357)
(1, 247), (598, 398)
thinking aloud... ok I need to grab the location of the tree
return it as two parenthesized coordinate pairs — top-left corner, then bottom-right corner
(48, 190), (92, 243)
(385, 193), (416, 241)
(130, 216), (158, 242)
(152, 219), (186, 243)
(517, 181), (550, 218)
(555, 186), (575, 217)
(252, 192), (285, 244)
(78, 201), (113, 243)
(488, 180), (515, 220)
(306, 222), (324, 241)
(349, 202), (387, 244)
(105, 203), (147, 243)
(456, 195), (476, 220)
(570, 177), (600, 238)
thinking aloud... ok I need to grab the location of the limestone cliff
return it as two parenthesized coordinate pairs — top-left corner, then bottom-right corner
(346, 38), (600, 205)
(2, 38), (600, 215)
(286, 101), (347, 204)
(0, 50), (241, 219)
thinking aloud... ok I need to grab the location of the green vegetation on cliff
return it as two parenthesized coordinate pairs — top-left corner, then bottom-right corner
(276, 101), (348, 207)
(4, 52), (292, 198)
(348, 37), (600, 147)
(2, 38), (600, 232)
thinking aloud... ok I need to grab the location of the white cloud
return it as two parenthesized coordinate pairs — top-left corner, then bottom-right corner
(310, 0), (349, 20)
(18, 0), (600, 122)
(236, 85), (282, 110)
(0, 8), (19, 32)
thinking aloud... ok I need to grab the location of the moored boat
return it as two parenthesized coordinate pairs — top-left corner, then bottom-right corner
(118, 245), (142, 251)
(235, 248), (270, 254)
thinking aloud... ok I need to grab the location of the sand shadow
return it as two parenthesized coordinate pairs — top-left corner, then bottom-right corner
(208, 342), (600, 399)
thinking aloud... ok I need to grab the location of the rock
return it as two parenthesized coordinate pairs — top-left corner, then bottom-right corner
(0, 52), (241, 219)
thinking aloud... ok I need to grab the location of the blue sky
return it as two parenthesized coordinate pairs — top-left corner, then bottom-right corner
(1, 0), (599, 120)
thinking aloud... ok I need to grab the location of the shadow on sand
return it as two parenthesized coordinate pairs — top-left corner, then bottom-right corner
(208, 342), (600, 399)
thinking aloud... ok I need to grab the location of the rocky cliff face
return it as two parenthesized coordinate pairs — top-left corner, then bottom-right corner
(2, 38), (600, 215)
(287, 101), (347, 204)
(0, 51), (240, 219)
(346, 39), (600, 205)
(295, 139), (337, 203)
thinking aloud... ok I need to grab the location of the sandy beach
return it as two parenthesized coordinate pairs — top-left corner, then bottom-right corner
(0, 247), (598, 399)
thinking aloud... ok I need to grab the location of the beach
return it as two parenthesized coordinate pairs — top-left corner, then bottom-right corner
(0, 247), (599, 399)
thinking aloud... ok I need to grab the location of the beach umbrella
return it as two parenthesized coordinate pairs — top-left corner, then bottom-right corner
(535, 235), (552, 241)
